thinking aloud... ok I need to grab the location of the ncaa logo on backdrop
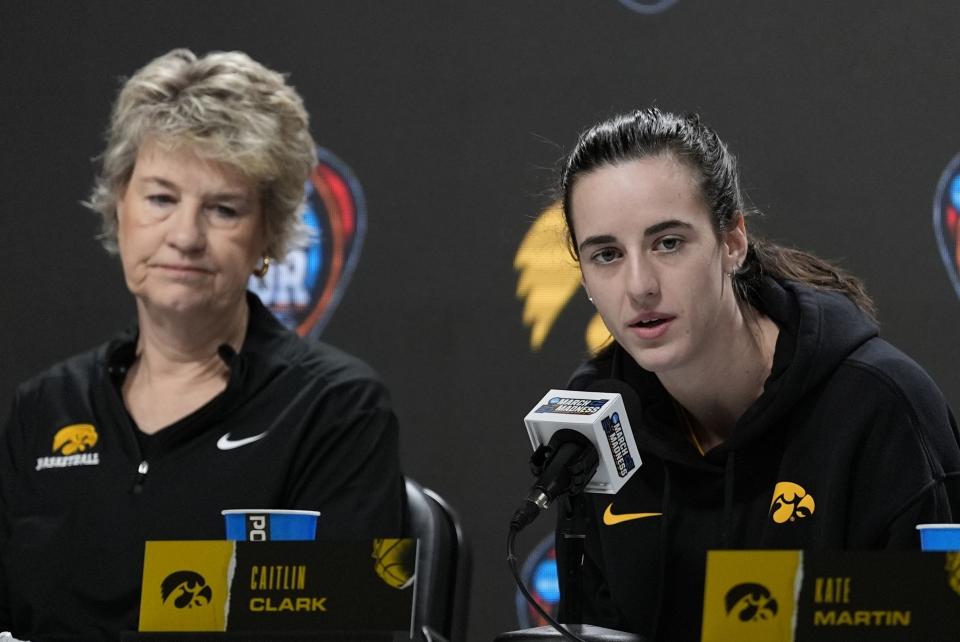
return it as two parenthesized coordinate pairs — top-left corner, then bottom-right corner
(249, 147), (366, 338)
(617, 0), (678, 14)
(934, 153), (960, 300)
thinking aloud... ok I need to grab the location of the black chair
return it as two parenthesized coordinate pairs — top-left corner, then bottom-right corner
(405, 477), (471, 642)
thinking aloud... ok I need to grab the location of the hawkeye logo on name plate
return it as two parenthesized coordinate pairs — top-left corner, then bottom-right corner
(702, 550), (800, 642)
(36, 423), (100, 471)
(140, 541), (232, 631)
(161, 570), (214, 609)
(249, 147), (366, 338)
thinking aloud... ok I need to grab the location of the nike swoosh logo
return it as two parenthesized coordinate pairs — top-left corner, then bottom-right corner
(603, 503), (662, 526)
(217, 432), (268, 451)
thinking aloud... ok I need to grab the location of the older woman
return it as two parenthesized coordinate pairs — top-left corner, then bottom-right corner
(0, 49), (404, 641)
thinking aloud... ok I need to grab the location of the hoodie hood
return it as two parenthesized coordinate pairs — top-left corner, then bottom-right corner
(571, 277), (879, 468)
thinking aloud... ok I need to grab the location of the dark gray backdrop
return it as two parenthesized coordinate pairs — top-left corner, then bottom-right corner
(3, 2), (960, 641)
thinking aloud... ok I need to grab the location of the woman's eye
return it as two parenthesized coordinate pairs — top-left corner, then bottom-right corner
(591, 248), (622, 264)
(655, 236), (683, 252)
(211, 204), (239, 219)
(146, 194), (174, 206)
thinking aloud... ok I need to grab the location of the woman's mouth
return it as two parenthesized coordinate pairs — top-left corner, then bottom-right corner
(632, 318), (667, 328)
(627, 316), (674, 339)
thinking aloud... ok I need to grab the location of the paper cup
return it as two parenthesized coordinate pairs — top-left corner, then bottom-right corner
(916, 523), (960, 551)
(221, 509), (321, 541)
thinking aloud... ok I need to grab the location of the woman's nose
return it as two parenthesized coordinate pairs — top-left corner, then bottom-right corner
(626, 256), (659, 302)
(165, 204), (207, 252)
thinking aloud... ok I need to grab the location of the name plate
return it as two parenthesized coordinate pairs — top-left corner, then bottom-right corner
(138, 540), (416, 636)
(702, 550), (960, 641)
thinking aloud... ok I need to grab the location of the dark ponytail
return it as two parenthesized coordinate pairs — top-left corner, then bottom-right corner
(560, 108), (876, 321)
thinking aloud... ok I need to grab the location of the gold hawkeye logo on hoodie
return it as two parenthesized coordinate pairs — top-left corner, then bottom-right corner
(36, 423), (101, 471)
(769, 481), (815, 524)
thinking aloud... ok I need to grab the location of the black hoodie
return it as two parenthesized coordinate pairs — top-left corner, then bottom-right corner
(558, 278), (960, 641)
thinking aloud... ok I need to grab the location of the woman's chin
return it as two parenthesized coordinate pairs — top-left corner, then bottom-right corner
(622, 342), (686, 374)
(135, 289), (221, 318)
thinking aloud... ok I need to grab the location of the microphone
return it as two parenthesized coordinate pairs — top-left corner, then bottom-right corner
(511, 380), (642, 531)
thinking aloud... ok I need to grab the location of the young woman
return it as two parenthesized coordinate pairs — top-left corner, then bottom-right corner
(556, 108), (960, 640)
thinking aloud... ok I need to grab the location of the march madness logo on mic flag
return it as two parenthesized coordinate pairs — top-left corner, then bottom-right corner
(250, 147), (366, 338)
(934, 153), (960, 300)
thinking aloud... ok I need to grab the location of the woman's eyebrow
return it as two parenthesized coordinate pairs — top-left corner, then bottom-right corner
(644, 219), (692, 237)
(579, 220), (694, 252)
(578, 234), (618, 253)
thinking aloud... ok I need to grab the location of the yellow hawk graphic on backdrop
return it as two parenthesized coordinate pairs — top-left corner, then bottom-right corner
(514, 202), (611, 352)
(52, 424), (98, 455)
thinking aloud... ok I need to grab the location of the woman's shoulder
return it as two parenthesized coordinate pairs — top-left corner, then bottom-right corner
(813, 337), (957, 452)
(840, 337), (945, 407)
(244, 294), (385, 387)
(248, 327), (393, 415)
(290, 338), (384, 386)
(13, 341), (113, 403)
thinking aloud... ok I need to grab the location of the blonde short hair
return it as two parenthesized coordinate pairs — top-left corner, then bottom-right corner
(87, 48), (316, 258)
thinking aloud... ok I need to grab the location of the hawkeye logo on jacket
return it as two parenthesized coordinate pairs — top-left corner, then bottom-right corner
(769, 481), (815, 524)
(35, 423), (101, 471)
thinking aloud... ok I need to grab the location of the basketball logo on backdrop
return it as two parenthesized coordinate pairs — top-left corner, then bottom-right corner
(514, 202), (611, 353)
(933, 153), (960, 301)
(946, 552), (960, 597)
(161, 571), (213, 609)
(250, 147), (366, 338)
(372, 538), (416, 589)
(617, 0), (679, 14)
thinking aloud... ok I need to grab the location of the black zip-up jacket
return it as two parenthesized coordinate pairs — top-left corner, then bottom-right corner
(558, 278), (960, 640)
(0, 293), (405, 641)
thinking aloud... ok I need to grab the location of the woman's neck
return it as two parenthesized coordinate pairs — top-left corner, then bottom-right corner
(122, 297), (249, 433)
(658, 307), (779, 452)
(134, 299), (248, 374)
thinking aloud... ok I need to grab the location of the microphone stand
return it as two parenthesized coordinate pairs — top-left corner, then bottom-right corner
(557, 494), (586, 625)
(498, 436), (646, 642)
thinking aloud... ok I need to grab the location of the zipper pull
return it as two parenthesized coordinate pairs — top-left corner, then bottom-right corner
(133, 460), (149, 494)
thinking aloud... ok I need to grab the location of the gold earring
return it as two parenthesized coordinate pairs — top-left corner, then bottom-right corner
(253, 255), (271, 278)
